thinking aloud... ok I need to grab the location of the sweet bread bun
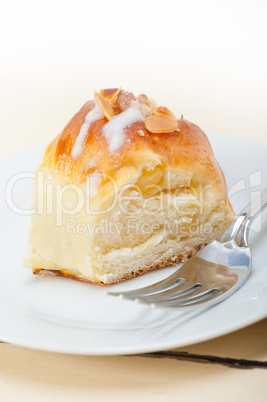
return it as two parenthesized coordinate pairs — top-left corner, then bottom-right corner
(25, 88), (235, 285)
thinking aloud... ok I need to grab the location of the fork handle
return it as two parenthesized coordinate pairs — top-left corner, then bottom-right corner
(219, 187), (267, 246)
(235, 187), (267, 247)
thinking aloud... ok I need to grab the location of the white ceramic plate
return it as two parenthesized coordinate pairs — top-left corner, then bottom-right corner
(0, 133), (267, 355)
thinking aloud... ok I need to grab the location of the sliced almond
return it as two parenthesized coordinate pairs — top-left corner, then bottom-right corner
(155, 106), (175, 118)
(116, 90), (137, 112)
(138, 94), (151, 107)
(100, 87), (121, 105)
(94, 91), (114, 120)
(137, 129), (145, 136)
(138, 102), (152, 118)
(109, 88), (122, 104)
(148, 98), (158, 111)
(39, 269), (60, 277)
(100, 88), (119, 100)
(145, 114), (178, 134)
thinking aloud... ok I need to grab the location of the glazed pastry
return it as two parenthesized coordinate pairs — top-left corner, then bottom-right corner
(25, 88), (235, 285)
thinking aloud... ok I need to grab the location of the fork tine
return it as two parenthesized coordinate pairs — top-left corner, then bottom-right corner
(150, 288), (223, 308)
(107, 269), (185, 298)
(135, 283), (203, 303)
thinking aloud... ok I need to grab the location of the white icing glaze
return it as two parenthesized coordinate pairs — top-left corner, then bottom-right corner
(71, 100), (104, 159)
(103, 103), (145, 153)
(86, 171), (102, 198)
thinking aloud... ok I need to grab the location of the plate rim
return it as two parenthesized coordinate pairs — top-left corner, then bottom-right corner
(0, 132), (267, 355)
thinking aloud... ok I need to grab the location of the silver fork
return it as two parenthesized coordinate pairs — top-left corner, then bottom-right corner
(107, 188), (267, 309)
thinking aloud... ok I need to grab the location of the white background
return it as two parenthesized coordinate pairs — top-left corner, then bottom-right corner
(1, 0), (267, 156)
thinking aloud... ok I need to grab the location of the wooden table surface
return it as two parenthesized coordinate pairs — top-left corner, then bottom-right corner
(0, 319), (266, 401)
(1, 67), (267, 401)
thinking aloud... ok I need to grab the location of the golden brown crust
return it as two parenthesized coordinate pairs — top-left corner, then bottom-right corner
(40, 97), (229, 205)
(32, 244), (204, 286)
